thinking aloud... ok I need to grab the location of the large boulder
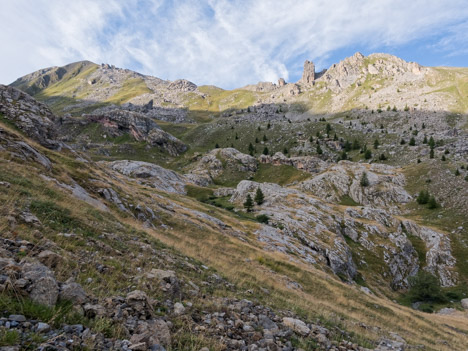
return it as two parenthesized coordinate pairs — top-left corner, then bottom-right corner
(108, 160), (188, 194)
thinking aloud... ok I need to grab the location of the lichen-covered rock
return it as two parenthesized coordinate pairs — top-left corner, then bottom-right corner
(108, 160), (188, 194)
(0, 85), (58, 149)
(21, 262), (59, 306)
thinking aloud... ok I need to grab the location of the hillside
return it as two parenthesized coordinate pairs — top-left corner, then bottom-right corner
(1, 52), (468, 350)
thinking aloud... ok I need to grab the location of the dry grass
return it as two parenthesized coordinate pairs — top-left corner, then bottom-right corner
(1, 122), (468, 350)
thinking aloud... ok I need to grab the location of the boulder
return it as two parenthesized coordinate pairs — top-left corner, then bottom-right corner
(37, 250), (62, 269)
(21, 262), (59, 306)
(461, 298), (468, 309)
(282, 317), (310, 336)
(126, 290), (153, 318)
(129, 319), (171, 347)
(60, 280), (88, 305)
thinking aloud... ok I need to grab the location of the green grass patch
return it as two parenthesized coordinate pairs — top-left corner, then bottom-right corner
(30, 200), (97, 237)
(0, 329), (20, 347)
(339, 195), (359, 206)
(105, 77), (152, 105)
(253, 163), (311, 185)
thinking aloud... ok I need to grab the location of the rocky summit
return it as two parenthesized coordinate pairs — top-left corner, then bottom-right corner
(0, 52), (467, 351)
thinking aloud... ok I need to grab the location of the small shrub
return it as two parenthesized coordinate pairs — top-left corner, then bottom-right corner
(256, 214), (269, 224)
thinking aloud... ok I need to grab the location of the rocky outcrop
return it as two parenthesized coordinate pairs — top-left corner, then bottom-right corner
(185, 148), (257, 186)
(167, 79), (197, 91)
(84, 110), (187, 156)
(259, 152), (327, 174)
(107, 160), (189, 194)
(300, 60), (315, 84)
(402, 220), (458, 287)
(0, 85), (58, 148)
(301, 161), (411, 209)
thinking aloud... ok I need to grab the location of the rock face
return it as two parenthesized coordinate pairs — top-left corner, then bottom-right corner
(185, 148), (257, 186)
(84, 110), (187, 155)
(167, 79), (197, 91)
(301, 161), (411, 209)
(108, 160), (189, 194)
(402, 220), (458, 287)
(259, 152), (327, 173)
(300, 60), (315, 84)
(0, 85), (58, 148)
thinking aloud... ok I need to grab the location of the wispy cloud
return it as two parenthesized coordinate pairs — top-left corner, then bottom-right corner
(1, 0), (468, 88)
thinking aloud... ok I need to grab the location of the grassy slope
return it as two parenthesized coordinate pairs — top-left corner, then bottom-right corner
(2, 121), (468, 349)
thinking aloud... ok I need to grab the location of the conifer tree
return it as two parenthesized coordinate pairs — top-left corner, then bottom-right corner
(254, 188), (264, 205)
(360, 172), (369, 187)
(243, 194), (254, 212)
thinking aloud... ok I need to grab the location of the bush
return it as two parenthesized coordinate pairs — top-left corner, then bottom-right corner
(408, 271), (445, 303)
(256, 214), (269, 224)
(360, 172), (369, 187)
(416, 190), (430, 204)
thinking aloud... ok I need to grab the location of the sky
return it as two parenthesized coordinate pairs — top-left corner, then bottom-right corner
(1, 0), (468, 89)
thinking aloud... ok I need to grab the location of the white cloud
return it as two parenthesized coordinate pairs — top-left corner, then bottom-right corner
(1, 0), (467, 88)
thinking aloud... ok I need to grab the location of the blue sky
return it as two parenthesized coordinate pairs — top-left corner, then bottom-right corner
(1, 0), (468, 89)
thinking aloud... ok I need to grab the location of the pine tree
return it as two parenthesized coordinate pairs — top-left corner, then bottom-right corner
(316, 144), (323, 155)
(374, 139), (379, 149)
(333, 133), (337, 141)
(254, 188), (264, 205)
(263, 134), (267, 142)
(441, 155), (446, 161)
(352, 139), (360, 150)
(428, 196), (438, 209)
(326, 123), (332, 136)
(423, 135), (428, 144)
(455, 169), (460, 176)
(267, 122), (271, 129)
(215, 143), (219, 148)
(248, 143), (255, 156)
(430, 148), (434, 159)
(235, 133), (238, 140)
(400, 139), (406, 145)
(364, 149), (372, 159)
(255, 137), (259, 143)
(283, 147), (288, 155)
(417, 190), (430, 204)
(344, 140), (352, 152)
(428, 136), (435, 148)
(339, 151), (348, 161)
(309, 136), (314, 143)
(360, 172), (369, 187)
(409, 137), (416, 146)
(263, 147), (269, 155)
(243, 194), (254, 212)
